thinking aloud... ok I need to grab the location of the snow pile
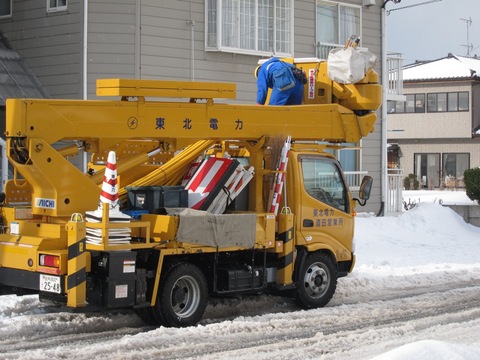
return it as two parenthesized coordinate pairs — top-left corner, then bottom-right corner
(372, 340), (480, 360)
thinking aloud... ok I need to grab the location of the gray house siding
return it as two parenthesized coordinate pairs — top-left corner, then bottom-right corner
(0, 0), (83, 99)
(293, 1), (316, 56)
(87, 0), (136, 96)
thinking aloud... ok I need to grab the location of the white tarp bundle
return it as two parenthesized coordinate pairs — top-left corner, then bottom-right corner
(327, 47), (378, 84)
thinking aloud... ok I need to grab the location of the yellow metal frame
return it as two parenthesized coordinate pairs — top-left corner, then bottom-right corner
(85, 204), (153, 251)
(96, 78), (237, 99)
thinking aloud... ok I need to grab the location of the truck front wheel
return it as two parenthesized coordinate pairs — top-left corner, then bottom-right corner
(295, 252), (337, 309)
(154, 262), (208, 327)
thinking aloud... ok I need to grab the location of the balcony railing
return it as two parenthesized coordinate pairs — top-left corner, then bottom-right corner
(387, 168), (404, 214)
(344, 171), (369, 193)
(387, 52), (405, 101)
(315, 42), (340, 60)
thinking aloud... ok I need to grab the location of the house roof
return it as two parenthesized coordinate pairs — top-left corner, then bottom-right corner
(0, 33), (49, 106)
(403, 54), (480, 81)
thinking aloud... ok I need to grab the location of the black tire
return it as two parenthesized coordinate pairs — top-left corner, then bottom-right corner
(135, 307), (158, 326)
(153, 262), (208, 327)
(295, 252), (337, 309)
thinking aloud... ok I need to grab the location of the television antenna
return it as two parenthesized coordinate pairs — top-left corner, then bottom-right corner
(460, 17), (473, 57)
(386, 0), (442, 15)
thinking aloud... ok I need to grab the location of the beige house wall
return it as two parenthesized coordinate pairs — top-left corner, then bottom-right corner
(388, 82), (473, 139)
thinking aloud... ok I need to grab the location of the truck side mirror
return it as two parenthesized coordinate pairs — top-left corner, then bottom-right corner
(353, 176), (373, 206)
(359, 176), (373, 201)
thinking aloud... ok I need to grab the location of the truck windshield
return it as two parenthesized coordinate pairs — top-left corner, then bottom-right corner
(301, 157), (348, 213)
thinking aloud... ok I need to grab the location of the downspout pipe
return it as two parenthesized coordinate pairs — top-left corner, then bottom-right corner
(0, 138), (7, 191)
(378, 0), (392, 216)
(83, 0), (88, 101)
(82, 0), (89, 172)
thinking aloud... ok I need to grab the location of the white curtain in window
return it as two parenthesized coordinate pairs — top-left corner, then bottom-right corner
(338, 147), (358, 172)
(258, 0), (273, 52)
(207, 0), (218, 47)
(275, 0), (291, 54)
(240, 0), (255, 50)
(339, 5), (357, 45)
(222, 0), (238, 48)
(316, 4), (337, 44)
(207, 0), (291, 55)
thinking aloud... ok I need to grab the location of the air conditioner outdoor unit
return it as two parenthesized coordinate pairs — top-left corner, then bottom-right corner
(363, 0), (376, 7)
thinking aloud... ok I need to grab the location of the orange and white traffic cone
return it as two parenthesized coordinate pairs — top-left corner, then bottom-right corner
(85, 151), (131, 244)
(99, 150), (120, 206)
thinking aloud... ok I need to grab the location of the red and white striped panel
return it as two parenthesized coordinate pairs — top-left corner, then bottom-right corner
(185, 157), (238, 210)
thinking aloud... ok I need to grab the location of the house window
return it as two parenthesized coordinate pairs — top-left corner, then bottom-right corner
(394, 100), (404, 113)
(443, 153), (469, 181)
(405, 94), (415, 113)
(47, 0), (67, 13)
(414, 93), (425, 113)
(458, 92), (469, 110)
(387, 100), (396, 114)
(316, 1), (361, 58)
(448, 91), (469, 112)
(390, 93), (424, 113)
(206, 0), (293, 56)
(0, 0), (12, 18)
(428, 92), (468, 112)
(414, 153), (440, 188)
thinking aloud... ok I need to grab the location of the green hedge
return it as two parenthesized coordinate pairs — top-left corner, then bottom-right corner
(464, 168), (480, 204)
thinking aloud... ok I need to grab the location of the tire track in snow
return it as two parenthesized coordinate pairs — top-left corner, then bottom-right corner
(1, 284), (479, 359)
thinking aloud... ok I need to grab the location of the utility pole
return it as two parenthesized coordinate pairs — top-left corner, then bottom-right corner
(460, 17), (473, 57)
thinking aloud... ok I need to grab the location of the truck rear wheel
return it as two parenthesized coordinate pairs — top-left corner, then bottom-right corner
(295, 252), (337, 309)
(135, 307), (158, 326)
(153, 262), (208, 327)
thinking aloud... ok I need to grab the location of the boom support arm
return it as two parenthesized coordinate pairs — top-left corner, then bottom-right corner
(6, 95), (375, 148)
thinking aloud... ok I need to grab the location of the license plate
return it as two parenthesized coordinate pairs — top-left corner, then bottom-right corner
(39, 274), (61, 294)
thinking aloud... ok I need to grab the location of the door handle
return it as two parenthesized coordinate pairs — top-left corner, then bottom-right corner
(303, 219), (314, 227)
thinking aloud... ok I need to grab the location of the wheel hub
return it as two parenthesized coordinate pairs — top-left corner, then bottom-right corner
(172, 285), (187, 307)
(304, 264), (328, 298)
(314, 274), (324, 287)
(170, 275), (200, 318)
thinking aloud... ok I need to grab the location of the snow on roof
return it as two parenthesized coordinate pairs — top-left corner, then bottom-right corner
(402, 54), (480, 81)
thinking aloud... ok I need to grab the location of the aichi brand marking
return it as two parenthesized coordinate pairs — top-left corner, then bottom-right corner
(35, 198), (56, 209)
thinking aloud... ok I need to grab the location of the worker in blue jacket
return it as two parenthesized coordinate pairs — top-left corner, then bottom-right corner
(255, 57), (305, 105)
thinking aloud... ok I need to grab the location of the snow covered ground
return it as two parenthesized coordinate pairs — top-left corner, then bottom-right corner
(0, 190), (479, 359)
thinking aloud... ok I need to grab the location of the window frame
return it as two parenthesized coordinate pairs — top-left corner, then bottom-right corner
(47, 0), (67, 13)
(300, 155), (349, 213)
(315, 0), (362, 58)
(414, 153), (441, 188)
(0, 0), (12, 19)
(442, 153), (470, 179)
(427, 91), (469, 113)
(205, 0), (294, 57)
(389, 93), (425, 114)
